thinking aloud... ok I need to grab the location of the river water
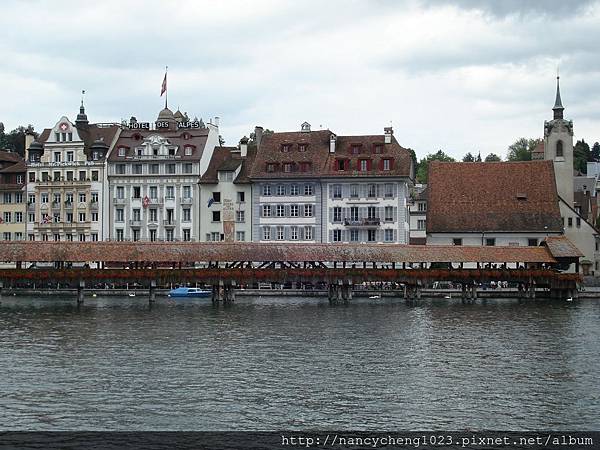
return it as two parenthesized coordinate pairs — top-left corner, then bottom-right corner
(0, 295), (598, 430)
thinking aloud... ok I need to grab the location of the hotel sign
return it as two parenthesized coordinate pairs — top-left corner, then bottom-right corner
(127, 121), (202, 130)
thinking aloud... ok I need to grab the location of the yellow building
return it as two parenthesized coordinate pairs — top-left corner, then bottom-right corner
(0, 150), (26, 241)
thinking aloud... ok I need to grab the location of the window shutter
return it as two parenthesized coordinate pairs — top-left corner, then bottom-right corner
(389, 158), (395, 170)
(328, 230), (333, 243)
(299, 227), (304, 240)
(345, 159), (351, 171)
(379, 158), (384, 171)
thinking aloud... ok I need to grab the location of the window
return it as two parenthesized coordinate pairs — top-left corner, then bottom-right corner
(276, 205), (285, 217)
(212, 211), (221, 222)
(3, 212), (11, 223)
(29, 172), (35, 182)
(150, 164), (159, 174)
(528, 238), (538, 246)
(116, 186), (124, 199)
(79, 212), (86, 222)
(368, 184), (377, 198)
(385, 184), (394, 198)
(266, 163), (276, 173)
(385, 206), (394, 221)
(453, 238), (463, 246)
(374, 144), (383, 154)
(262, 205), (271, 217)
(237, 192), (245, 203)
(15, 232), (22, 241)
(42, 234), (48, 242)
(212, 192), (221, 203)
(263, 227), (271, 240)
(165, 230), (174, 241)
(183, 185), (192, 199)
(91, 171), (99, 181)
(333, 207), (342, 222)
(66, 171), (73, 181)
(92, 151), (100, 161)
(15, 212), (23, 223)
(277, 185), (285, 196)
(384, 229), (394, 242)
(350, 229), (359, 242)
(166, 164), (176, 174)
(149, 229), (157, 242)
(28, 194), (35, 204)
(91, 233), (98, 242)
(290, 226), (298, 240)
(118, 147), (125, 157)
(183, 163), (193, 174)
(332, 185), (342, 199)
(66, 213), (73, 223)
(183, 229), (191, 241)
(418, 202), (427, 212)
(336, 159), (346, 171)
(79, 193), (86, 203)
(137, 148), (144, 157)
(149, 186), (158, 199)
(350, 206), (359, 221)
(359, 160), (368, 171)
(91, 192), (98, 203)
(28, 234), (35, 241)
(304, 226), (313, 240)
(333, 229), (342, 242)
(67, 151), (74, 162)
(91, 212), (98, 222)
(183, 209), (191, 222)
(165, 186), (174, 199)
(132, 209), (141, 221)
(184, 146), (193, 156)
(485, 238), (496, 246)
(262, 185), (271, 196)
(304, 204), (314, 217)
(290, 205), (299, 217)
(133, 164), (143, 174)
(116, 209), (124, 222)
(556, 140), (563, 157)
(281, 144), (291, 153)
(351, 145), (361, 155)
(116, 229), (124, 241)
(54, 152), (61, 162)
(283, 163), (293, 173)
(576, 217), (581, 228)
(42, 172), (49, 182)
(236, 210), (245, 222)
(219, 171), (234, 182)
(367, 229), (376, 242)
(149, 209), (158, 222)
(3, 193), (11, 203)
(116, 164), (126, 174)
(276, 226), (284, 240)
(290, 185), (298, 196)
(382, 159), (391, 171)
(298, 144), (307, 152)
(567, 217), (573, 227)
(350, 184), (359, 198)
(41, 193), (48, 203)
(2, 232), (11, 241)
(304, 184), (313, 196)
(79, 171), (86, 181)
(367, 206), (377, 219)
(417, 219), (426, 230)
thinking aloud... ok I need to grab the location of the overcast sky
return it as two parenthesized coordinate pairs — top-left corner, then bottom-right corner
(1, 0), (600, 160)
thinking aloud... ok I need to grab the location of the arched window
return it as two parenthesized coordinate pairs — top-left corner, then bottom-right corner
(556, 140), (563, 157)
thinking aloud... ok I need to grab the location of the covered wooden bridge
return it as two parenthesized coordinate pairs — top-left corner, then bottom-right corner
(0, 237), (582, 302)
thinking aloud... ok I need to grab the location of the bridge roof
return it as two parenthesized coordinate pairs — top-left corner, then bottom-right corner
(0, 242), (557, 264)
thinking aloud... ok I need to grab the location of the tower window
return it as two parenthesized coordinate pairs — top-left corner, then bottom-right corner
(556, 140), (563, 157)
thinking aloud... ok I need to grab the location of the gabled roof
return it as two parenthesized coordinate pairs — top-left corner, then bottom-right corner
(199, 146), (257, 184)
(37, 124), (120, 161)
(427, 161), (563, 233)
(249, 128), (413, 179)
(543, 236), (583, 258)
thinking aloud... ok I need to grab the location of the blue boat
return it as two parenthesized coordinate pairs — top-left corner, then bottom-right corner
(168, 287), (212, 298)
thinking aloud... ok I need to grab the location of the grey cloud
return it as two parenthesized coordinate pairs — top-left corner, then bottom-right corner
(418, 0), (598, 18)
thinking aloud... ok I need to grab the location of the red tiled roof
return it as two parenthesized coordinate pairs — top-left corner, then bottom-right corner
(37, 124), (120, 161)
(427, 161), (563, 233)
(199, 146), (257, 184)
(249, 129), (414, 179)
(543, 236), (584, 258)
(0, 242), (556, 264)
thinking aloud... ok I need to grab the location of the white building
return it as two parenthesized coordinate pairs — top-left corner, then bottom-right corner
(25, 103), (120, 242)
(408, 184), (427, 244)
(106, 109), (220, 241)
(198, 139), (255, 242)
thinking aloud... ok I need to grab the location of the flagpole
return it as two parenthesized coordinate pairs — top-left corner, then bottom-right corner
(165, 66), (168, 109)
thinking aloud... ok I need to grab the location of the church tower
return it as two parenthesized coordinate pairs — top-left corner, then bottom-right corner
(544, 76), (574, 206)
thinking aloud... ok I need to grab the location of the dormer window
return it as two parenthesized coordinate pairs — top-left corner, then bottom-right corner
(55, 133), (60, 141)
(298, 144), (307, 152)
(118, 147), (125, 157)
(382, 158), (393, 171)
(283, 163), (293, 173)
(359, 159), (370, 171)
(136, 148), (143, 157)
(266, 163), (276, 173)
(281, 144), (292, 153)
(351, 145), (361, 155)
(68, 132), (73, 142)
(92, 151), (100, 161)
(182, 132), (191, 140)
(184, 146), (193, 156)
(516, 193), (528, 201)
(300, 162), (311, 172)
(168, 148), (176, 156)
(373, 144), (383, 154)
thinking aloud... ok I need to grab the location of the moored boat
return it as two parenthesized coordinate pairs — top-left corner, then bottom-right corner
(168, 287), (211, 298)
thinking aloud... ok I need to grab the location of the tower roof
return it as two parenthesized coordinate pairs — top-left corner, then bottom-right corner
(553, 76), (564, 120)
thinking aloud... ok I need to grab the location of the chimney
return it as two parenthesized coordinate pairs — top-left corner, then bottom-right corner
(239, 136), (249, 158)
(254, 126), (264, 149)
(329, 133), (337, 153)
(384, 126), (393, 144)
(24, 131), (34, 162)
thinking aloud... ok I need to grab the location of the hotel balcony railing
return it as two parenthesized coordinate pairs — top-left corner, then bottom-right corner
(180, 197), (193, 205)
(129, 219), (142, 227)
(343, 218), (381, 227)
(163, 219), (176, 227)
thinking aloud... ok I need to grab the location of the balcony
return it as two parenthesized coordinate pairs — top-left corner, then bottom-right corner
(129, 219), (142, 227)
(148, 196), (163, 205)
(27, 202), (35, 211)
(64, 201), (73, 210)
(343, 218), (381, 227)
(51, 201), (61, 211)
(90, 200), (99, 210)
(180, 197), (193, 205)
(163, 219), (176, 227)
(113, 197), (126, 205)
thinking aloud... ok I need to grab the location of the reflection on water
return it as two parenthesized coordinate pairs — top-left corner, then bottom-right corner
(0, 295), (599, 430)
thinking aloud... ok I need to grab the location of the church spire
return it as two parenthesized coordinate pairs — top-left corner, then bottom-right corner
(76, 89), (89, 127)
(553, 75), (564, 120)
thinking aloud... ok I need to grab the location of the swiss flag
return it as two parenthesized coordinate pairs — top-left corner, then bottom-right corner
(160, 72), (167, 97)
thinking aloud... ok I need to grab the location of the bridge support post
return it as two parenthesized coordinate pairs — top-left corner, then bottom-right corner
(149, 280), (156, 304)
(341, 282), (352, 302)
(472, 282), (477, 300)
(212, 282), (222, 304)
(0, 281), (3, 298)
(223, 282), (235, 303)
(77, 280), (85, 304)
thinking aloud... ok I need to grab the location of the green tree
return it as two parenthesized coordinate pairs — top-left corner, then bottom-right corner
(507, 137), (542, 161)
(485, 153), (502, 162)
(416, 150), (455, 183)
(0, 123), (37, 156)
(574, 139), (590, 174)
(592, 142), (600, 162)
(462, 152), (475, 162)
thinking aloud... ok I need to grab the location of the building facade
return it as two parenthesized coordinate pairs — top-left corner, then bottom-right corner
(106, 109), (220, 241)
(249, 123), (414, 243)
(0, 151), (26, 242)
(198, 139), (255, 242)
(25, 105), (120, 242)
(408, 184), (427, 244)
